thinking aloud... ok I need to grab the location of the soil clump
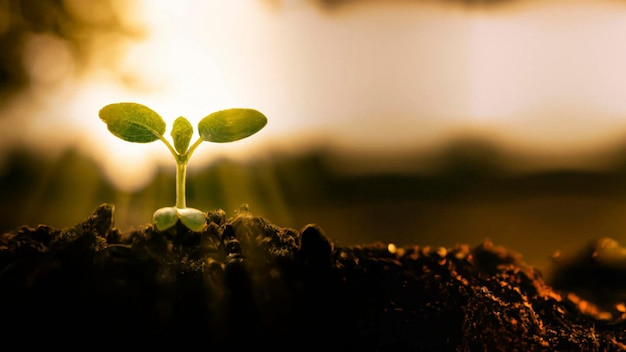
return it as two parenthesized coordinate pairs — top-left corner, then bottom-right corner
(1, 204), (625, 351)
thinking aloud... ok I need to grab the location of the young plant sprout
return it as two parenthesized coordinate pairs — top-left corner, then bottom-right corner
(99, 102), (267, 232)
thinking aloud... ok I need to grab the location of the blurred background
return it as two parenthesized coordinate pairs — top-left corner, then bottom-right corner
(3, 0), (626, 279)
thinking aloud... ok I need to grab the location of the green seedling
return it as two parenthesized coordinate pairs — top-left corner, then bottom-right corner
(99, 102), (267, 232)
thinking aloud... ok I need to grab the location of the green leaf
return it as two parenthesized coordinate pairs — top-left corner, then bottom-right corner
(171, 116), (193, 154)
(153, 207), (178, 231)
(153, 207), (206, 232)
(99, 102), (166, 143)
(198, 108), (267, 143)
(177, 207), (207, 232)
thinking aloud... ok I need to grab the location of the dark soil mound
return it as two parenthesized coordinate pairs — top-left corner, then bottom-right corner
(1, 204), (625, 351)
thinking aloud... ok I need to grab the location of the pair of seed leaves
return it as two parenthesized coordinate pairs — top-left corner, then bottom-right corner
(99, 102), (267, 232)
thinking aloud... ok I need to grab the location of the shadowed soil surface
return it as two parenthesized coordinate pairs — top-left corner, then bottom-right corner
(1, 204), (626, 351)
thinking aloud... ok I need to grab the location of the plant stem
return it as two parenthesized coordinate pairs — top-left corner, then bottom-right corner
(158, 134), (179, 161)
(158, 135), (202, 210)
(176, 161), (187, 209)
(187, 138), (203, 159)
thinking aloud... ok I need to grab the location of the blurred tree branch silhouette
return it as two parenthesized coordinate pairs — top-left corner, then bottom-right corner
(0, 0), (143, 102)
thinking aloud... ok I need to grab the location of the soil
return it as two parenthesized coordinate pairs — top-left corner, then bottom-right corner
(2, 204), (626, 351)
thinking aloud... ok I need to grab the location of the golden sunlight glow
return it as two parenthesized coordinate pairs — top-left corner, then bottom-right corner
(468, 0), (626, 153)
(4, 0), (626, 192)
(22, 33), (75, 86)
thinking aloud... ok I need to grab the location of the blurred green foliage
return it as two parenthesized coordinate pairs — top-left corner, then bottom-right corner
(0, 0), (141, 100)
(4, 140), (626, 279)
